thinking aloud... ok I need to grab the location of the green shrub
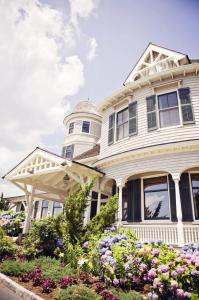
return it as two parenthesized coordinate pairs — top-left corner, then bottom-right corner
(86, 194), (118, 237)
(0, 259), (35, 276)
(112, 290), (143, 300)
(0, 227), (5, 238)
(62, 180), (94, 246)
(0, 236), (17, 260)
(55, 285), (100, 300)
(23, 216), (62, 257)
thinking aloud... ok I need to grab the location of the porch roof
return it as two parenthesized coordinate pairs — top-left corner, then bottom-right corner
(2, 147), (104, 202)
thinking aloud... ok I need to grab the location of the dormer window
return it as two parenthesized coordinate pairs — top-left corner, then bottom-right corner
(68, 122), (74, 134)
(158, 92), (180, 128)
(82, 121), (90, 133)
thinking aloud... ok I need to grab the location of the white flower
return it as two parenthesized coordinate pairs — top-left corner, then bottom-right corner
(77, 258), (88, 266)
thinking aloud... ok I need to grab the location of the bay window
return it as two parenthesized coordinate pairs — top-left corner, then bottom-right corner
(41, 200), (49, 219)
(191, 174), (199, 220)
(53, 202), (63, 216)
(158, 91), (180, 128)
(144, 176), (170, 220)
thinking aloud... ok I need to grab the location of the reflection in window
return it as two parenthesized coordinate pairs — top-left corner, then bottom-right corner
(158, 92), (180, 128)
(191, 174), (199, 220)
(41, 200), (49, 219)
(53, 202), (63, 216)
(117, 108), (129, 140)
(144, 176), (170, 220)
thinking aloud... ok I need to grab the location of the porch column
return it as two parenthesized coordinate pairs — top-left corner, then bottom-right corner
(83, 190), (92, 226)
(23, 187), (35, 234)
(117, 182), (123, 227)
(97, 178), (102, 214)
(172, 174), (184, 246)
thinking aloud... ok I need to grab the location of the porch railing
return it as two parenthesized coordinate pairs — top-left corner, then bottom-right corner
(122, 223), (199, 245)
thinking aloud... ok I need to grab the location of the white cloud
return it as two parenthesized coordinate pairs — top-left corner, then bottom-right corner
(69, 0), (99, 28)
(87, 37), (98, 61)
(0, 0), (99, 197)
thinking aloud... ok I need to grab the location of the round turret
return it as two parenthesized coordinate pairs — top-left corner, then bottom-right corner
(62, 101), (102, 159)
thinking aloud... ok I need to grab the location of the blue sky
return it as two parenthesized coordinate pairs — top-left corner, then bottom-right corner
(0, 0), (199, 196)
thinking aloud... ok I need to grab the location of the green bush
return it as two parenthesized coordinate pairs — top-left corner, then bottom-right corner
(23, 216), (62, 257)
(55, 285), (100, 300)
(0, 236), (17, 260)
(112, 290), (143, 300)
(0, 259), (36, 276)
(86, 193), (118, 237)
(62, 180), (94, 246)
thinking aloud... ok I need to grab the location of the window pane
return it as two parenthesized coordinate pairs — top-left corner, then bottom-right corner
(160, 108), (180, 127)
(144, 176), (167, 192)
(82, 121), (90, 133)
(123, 109), (128, 122)
(123, 122), (128, 138)
(158, 94), (168, 109)
(148, 111), (157, 129)
(117, 125), (123, 140)
(117, 112), (123, 125)
(168, 92), (178, 107)
(193, 189), (199, 219)
(147, 96), (156, 112)
(191, 174), (199, 188)
(144, 191), (170, 220)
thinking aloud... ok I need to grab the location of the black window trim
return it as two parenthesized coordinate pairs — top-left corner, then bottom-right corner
(189, 172), (199, 221)
(68, 122), (74, 134)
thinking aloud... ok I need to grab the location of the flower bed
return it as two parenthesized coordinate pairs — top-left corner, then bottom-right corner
(0, 210), (25, 236)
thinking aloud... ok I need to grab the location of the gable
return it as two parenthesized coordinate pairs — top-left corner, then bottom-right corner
(4, 148), (63, 180)
(124, 43), (190, 85)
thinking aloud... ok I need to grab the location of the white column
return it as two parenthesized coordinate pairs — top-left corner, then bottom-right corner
(97, 178), (102, 214)
(117, 183), (123, 227)
(83, 190), (92, 226)
(172, 174), (184, 246)
(23, 187), (35, 234)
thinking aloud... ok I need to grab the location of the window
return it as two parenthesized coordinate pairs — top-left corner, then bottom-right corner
(82, 121), (90, 133)
(191, 174), (199, 220)
(41, 200), (49, 218)
(108, 113), (115, 145)
(68, 122), (74, 134)
(158, 92), (180, 128)
(146, 95), (157, 130)
(62, 145), (74, 159)
(178, 88), (194, 124)
(116, 108), (129, 140)
(53, 202), (63, 216)
(144, 176), (170, 220)
(33, 201), (39, 219)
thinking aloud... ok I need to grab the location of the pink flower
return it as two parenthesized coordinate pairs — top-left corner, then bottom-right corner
(171, 280), (178, 289)
(148, 269), (157, 280)
(176, 266), (184, 275)
(105, 250), (112, 256)
(158, 264), (169, 273)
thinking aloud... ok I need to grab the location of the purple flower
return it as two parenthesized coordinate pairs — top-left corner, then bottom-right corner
(158, 264), (169, 273)
(148, 269), (157, 280)
(151, 249), (160, 257)
(191, 269), (197, 276)
(176, 266), (184, 275)
(156, 240), (162, 245)
(176, 289), (185, 299)
(184, 292), (191, 299)
(132, 275), (141, 284)
(140, 263), (147, 271)
(105, 250), (112, 256)
(151, 258), (159, 265)
(113, 278), (119, 286)
(148, 292), (159, 299)
(171, 271), (178, 277)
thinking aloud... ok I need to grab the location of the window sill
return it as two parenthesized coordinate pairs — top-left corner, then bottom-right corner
(141, 219), (172, 224)
(157, 124), (183, 132)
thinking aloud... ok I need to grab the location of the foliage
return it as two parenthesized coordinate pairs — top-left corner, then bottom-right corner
(0, 259), (35, 276)
(59, 276), (76, 288)
(23, 216), (62, 257)
(0, 193), (9, 211)
(0, 210), (25, 236)
(42, 278), (56, 293)
(0, 227), (5, 238)
(62, 179), (94, 246)
(112, 290), (143, 300)
(55, 285), (100, 300)
(86, 194), (118, 237)
(0, 236), (17, 260)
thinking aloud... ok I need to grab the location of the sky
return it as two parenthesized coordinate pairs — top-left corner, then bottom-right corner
(0, 0), (199, 196)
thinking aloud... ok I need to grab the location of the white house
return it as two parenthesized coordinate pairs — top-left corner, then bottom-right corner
(3, 43), (199, 246)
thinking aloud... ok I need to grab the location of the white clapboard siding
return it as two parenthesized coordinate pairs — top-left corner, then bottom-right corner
(99, 75), (199, 160)
(102, 151), (199, 182)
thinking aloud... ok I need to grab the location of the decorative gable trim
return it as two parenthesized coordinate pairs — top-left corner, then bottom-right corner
(124, 43), (190, 85)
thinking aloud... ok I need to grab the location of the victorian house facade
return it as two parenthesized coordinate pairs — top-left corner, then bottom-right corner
(4, 43), (199, 246)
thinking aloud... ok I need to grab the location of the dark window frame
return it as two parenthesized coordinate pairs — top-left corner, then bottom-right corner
(65, 144), (74, 160)
(68, 122), (74, 134)
(82, 121), (90, 133)
(190, 173), (199, 220)
(52, 202), (63, 216)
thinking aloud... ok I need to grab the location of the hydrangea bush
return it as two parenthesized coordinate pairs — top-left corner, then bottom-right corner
(81, 228), (199, 299)
(0, 211), (25, 236)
